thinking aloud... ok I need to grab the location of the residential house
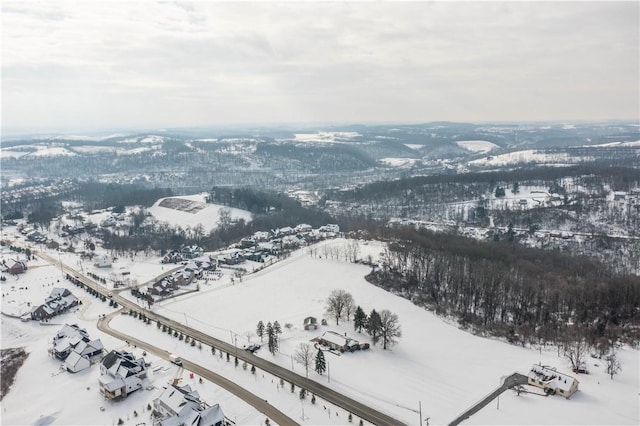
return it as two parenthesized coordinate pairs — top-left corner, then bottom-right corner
(31, 288), (79, 321)
(319, 224), (340, 233)
(312, 331), (360, 352)
(527, 364), (579, 399)
(303, 316), (318, 330)
(93, 255), (112, 268)
(51, 323), (103, 373)
(51, 323), (90, 360)
(151, 383), (231, 426)
(294, 224), (313, 233)
(181, 245), (204, 259)
(98, 350), (147, 400)
(239, 238), (256, 249)
(5, 259), (27, 275)
(252, 231), (271, 242)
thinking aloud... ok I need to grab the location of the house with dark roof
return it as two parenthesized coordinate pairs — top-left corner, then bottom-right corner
(4, 259), (27, 274)
(98, 350), (147, 400)
(303, 316), (318, 330)
(151, 383), (231, 426)
(31, 288), (79, 321)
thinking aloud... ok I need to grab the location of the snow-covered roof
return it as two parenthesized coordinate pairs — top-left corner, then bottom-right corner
(320, 331), (359, 347)
(528, 364), (578, 393)
(64, 351), (90, 372)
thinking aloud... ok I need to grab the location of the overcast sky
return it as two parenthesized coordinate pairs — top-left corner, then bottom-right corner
(2, 1), (639, 133)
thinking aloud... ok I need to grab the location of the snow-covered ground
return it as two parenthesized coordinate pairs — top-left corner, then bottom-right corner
(1, 239), (638, 425)
(456, 140), (499, 153)
(147, 193), (253, 233)
(468, 150), (587, 167)
(379, 157), (420, 168)
(293, 132), (361, 144)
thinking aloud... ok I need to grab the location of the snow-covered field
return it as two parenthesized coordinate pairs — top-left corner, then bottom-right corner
(379, 157), (420, 168)
(1, 239), (638, 425)
(293, 132), (361, 144)
(469, 150), (586, 167)
(147, 193), (253, 233)
(456, 140), (499, 153)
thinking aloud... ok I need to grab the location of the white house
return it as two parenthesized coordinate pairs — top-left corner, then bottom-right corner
(527, 364), (579, 399)
(319, 224), (340, 233)
(93, 255), (112, 268)
(313, 331), (360, 352)
(51, 323), (103, 373)
(98, 350), (147, 400)
(152, 383), (229, 426)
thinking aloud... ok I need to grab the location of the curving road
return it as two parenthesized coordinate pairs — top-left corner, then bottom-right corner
(37, 250), (408, 426)
(98, 310), (298, 426)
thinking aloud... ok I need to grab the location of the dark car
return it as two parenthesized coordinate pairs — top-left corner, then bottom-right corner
(245, 344), (261, 353)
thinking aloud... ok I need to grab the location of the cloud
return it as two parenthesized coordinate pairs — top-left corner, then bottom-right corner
(2, 1), (638, 131)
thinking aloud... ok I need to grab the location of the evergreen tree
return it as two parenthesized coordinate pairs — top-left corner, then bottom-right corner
(315, 349), (326, 375)
(267, 322), (278, 355)
(366, 309), (382, 345)
(273, 320), (282, 336)
(256, 320), (265, 342)
(354, 306), (367, 332)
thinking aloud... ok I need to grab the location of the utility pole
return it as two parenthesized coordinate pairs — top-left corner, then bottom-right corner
(419, 401), (422, 426)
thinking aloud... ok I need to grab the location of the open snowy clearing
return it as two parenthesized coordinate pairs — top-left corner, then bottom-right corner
(154, 240), (639, 426)
(147, 193), (253, 233)
(456, 140), (499, 153)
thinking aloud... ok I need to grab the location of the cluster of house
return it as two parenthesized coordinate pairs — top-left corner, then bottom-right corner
(18, 226), (48, 243)
(2, 258), (27, 275)
(527, 364), (579, 399)
(161, 245), (204, 264)
(220, 223), (341, 265)
(98, 350), (148, 400)
(149, 260), (213, 298)
(0, 180), (76, 209)
(30, 287), (79, 321)
(50, 324), (104, 373)
(151, 383), (231, 426)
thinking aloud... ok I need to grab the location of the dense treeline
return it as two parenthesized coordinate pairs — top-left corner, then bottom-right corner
(72, 182), (173, 211)
(363, 225), (640, 346)
(255, 143), (377, 171)
(325, 165), (640, 203)
(207, 187), (333, 226)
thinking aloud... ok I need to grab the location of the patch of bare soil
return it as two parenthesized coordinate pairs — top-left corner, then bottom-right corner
(158, 198), (206, 214)
(1, 347), (29, 400)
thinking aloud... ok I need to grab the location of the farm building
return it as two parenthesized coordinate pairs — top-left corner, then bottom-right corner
(303, 316), (318, 330)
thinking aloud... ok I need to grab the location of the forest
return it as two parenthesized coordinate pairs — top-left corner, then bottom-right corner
(363, 225), (640, 349)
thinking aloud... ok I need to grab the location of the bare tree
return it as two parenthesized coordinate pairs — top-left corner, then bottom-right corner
(218, 208), (233, 230)
(378, 309), (402, 350)
(605, 350), (622, 379)
(325, 289), (355, 325)
(294, 343), (313, 377)
(563, 336), (588, 373)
